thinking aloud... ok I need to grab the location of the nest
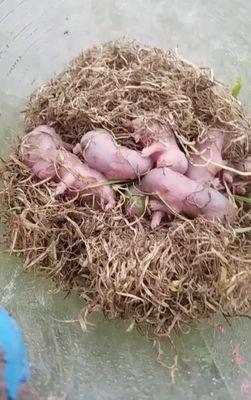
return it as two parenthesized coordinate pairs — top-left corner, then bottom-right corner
(1, 41), (251, 336)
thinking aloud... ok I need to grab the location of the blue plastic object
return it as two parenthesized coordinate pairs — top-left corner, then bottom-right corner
(0, 308), (31, 400)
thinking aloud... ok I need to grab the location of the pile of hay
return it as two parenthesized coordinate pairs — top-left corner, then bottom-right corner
(1, 41), (251, 336)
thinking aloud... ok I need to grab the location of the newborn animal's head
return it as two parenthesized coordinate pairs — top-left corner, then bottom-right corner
(131, 118), (173, 146)
(73, 129), (112, 154)
(156, 149), (188, 174)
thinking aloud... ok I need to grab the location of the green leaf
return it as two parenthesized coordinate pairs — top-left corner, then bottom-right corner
(231, 76), (242, 97)
(234, 195), (251, 205)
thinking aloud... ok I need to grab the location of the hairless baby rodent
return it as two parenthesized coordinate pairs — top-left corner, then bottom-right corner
(20, 125), (71, 180)
(140, 167), (235, 227)
(131, 118), (188, 174)
(73, 129), (153, 180)
(186, 129), (226, 185)
(20, 126), (115, 211)
(55, 150), (116, 211)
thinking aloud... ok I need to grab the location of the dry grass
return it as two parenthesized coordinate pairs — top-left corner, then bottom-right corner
(1, 40), (251, 336)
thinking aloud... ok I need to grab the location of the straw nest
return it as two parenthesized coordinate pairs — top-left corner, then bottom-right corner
(1, 41), (251, 336)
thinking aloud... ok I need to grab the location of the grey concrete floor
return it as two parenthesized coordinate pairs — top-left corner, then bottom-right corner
(0, 1), (251, 399)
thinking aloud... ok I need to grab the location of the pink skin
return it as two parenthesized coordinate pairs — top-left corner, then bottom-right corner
(131, 117), (172, 145)
(140, 167), (235, 227)
(186, 129), (226, 185)
(73, 129), (153, 180)
(151, 211), (165, 229)
(20, 125), (72, 180)
(142, 141), (188, 174)
(131, 118), (188, 174)
(55, 150), (116, 211)
(149, 199), (172, 229)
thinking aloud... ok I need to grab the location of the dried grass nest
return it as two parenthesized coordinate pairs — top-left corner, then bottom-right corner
(1, 40), (251, 336)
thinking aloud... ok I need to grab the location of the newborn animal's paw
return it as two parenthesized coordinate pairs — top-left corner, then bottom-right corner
(101, 197), (116, 211)
(150, 211), (165, 229)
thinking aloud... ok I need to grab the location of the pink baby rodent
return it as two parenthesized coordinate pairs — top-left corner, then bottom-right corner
(186, 129), (226, 184)
(131, 117), (172, 145)
(55, 150), (116, 211)
(20, 125), (71, 179)
(142, 140), (188, 174)
(130, 117), (176, 147)
(73, 129), (153, 180)
(131, 118), (188, 174)
(140, 167), (235, 227)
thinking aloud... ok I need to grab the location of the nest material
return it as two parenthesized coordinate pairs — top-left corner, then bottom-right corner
(1, 41), (251, 336)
